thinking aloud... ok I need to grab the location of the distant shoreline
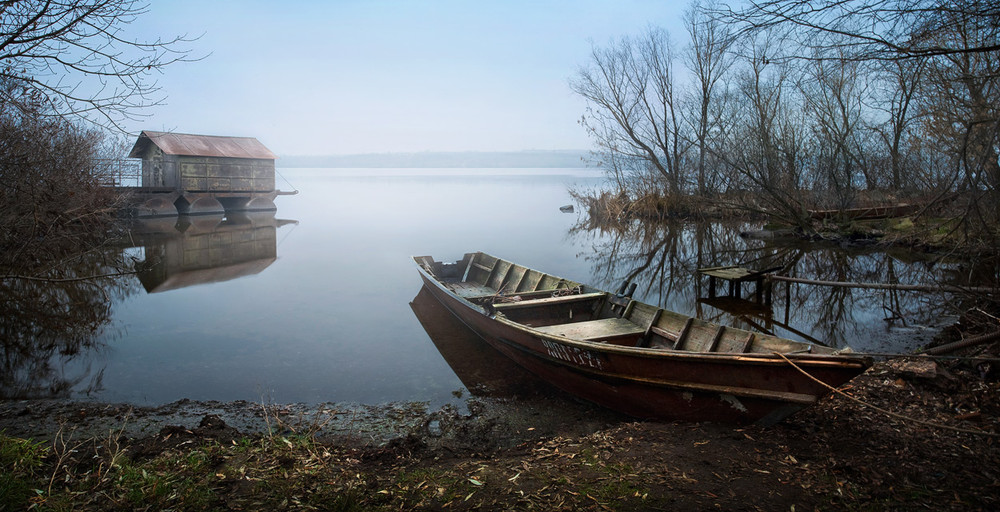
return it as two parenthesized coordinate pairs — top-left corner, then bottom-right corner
(277, 150), (591, 168)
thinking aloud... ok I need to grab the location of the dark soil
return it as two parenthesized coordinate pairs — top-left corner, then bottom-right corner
(4, 302), (999, 510)
(3, 347), (999, 510)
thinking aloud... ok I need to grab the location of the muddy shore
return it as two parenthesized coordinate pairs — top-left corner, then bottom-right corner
(3, 355), (999, 511)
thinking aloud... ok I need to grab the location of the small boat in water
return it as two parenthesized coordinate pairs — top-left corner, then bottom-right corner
(808, 203), (922, 220)
(414, 252), (871, 425)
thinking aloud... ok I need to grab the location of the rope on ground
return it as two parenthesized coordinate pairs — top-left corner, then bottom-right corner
(767, 274), (997, 294)
(774, 352), (999, 437)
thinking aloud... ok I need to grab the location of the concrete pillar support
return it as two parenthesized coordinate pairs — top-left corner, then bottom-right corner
(135, 193), (180, 217)
(177, 194), (226, 215)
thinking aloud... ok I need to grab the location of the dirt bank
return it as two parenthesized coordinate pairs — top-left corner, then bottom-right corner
(3, 354), (999, 511)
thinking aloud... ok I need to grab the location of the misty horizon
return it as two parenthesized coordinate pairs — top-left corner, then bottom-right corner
(276, 149), (593, 168)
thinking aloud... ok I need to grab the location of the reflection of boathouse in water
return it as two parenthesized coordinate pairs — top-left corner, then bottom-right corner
(127, 213), (297, 293)
(127, 131), (292, 216)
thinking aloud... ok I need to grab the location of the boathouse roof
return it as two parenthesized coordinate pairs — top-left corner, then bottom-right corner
(128, 131), (277, 160)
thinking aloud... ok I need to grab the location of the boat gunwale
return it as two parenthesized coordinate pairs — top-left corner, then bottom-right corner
(413, 257), (869, 369)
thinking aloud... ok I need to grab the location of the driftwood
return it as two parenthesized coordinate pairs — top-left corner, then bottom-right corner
(922, 330), (1000, 356)
(767, 274), (997, 295)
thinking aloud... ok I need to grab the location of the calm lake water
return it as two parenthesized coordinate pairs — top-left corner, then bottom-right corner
(8, 168), (972, 406)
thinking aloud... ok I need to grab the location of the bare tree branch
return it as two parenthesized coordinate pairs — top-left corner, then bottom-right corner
(715, 0), (1000, 61)
(0, 0), (199, 130)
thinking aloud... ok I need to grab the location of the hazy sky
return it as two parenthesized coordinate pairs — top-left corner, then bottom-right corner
(126, 0), (687, 156)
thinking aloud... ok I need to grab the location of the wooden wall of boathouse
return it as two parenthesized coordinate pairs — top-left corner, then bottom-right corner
(127, 131), (282, 216)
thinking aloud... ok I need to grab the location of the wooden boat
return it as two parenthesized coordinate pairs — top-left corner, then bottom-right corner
(414, 252), (871, 425)
(410, 286), (551, 398)
(808, 203), (921, 220)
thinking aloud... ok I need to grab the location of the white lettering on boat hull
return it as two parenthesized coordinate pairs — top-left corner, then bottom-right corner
(540, 339), (604, 370)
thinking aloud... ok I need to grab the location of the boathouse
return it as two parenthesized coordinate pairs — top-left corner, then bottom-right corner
(128, 131), (280, 215)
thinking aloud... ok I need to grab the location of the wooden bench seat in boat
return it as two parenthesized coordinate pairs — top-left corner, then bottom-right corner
(533, 317), (645, 341)
(489, 292), (606, 310)
(448, 281), (499, 298)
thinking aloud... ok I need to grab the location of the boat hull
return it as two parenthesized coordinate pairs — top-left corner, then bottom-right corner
(416, 267), (868, 425)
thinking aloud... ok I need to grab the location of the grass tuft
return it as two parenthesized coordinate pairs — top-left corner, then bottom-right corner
(0, 432), (47, 510)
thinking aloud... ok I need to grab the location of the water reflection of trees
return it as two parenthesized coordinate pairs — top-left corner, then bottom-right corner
(1, 212), (296, 400)
(570, 219), (968, 352)
(0, 249), (137, 399)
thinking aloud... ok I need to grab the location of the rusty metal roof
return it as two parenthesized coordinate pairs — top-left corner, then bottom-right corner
(128, 131), (277, 160)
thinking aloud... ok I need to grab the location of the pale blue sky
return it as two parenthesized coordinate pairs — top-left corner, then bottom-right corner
(127, 0), (686, 156)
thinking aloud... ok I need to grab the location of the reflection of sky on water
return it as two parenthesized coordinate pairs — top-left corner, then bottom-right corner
(44, 168), (973, 405)
(73, 168), (606, 406)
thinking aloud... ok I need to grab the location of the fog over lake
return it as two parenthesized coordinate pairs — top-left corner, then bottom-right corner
(16, 168), (963, 407)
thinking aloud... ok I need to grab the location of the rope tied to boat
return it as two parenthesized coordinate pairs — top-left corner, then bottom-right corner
(482, 284), (583, 305)
(551, 285), (583, 297)
(774, 352), (1000, 437)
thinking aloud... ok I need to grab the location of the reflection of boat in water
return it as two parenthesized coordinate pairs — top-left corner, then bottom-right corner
(127, 212), (297, 293)
(414, 252), (871, 425)
(410, 286), (553, 398)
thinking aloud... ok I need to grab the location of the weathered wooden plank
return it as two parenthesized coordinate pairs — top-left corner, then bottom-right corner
(649, 325), (674, 341)
(698, 266), (782, 282)
(707, 325), (726, 353)
(621, 299), (636, 318)
(487, 260), (512, 290)
(520, 269), (543, 292)
(700, 267), (755, 280)
(491, 292), (606, 310)
(505, 265), (528, 293)
(534, 317), (644, 341)
(674, 317), (695, 350)
(640, 309), (664, 347)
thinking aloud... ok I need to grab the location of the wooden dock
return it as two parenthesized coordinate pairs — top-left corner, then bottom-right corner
(697, 265), (781, 306)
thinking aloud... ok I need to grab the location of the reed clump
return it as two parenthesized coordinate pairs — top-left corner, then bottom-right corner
(569, 188), (760, 224)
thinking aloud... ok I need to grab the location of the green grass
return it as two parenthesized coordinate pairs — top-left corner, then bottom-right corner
(0, 432), (47, 510)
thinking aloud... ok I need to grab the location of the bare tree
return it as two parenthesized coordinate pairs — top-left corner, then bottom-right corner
(0, 0), (195, 129)
(721, 29), (814, 229)
(684, 0), (736, 196)
(1, 1), (190, 282)
(716, 0), (1000, 61)
(871, 58), (926, 192)
(800, 51), (869, 208)
(571, 0), (1000, 253)
(572, 27), (688, 195)
(0, 90), (129, 277)
(917, 6), (1000, 245)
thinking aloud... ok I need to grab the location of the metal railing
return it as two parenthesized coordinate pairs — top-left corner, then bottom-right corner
(95, 158), (141, 187)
